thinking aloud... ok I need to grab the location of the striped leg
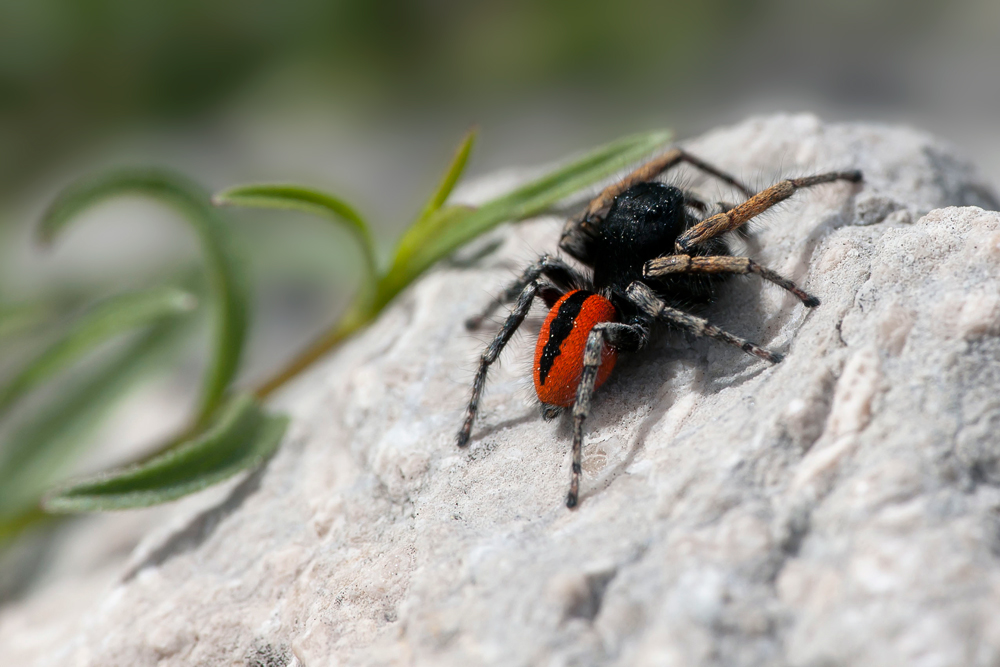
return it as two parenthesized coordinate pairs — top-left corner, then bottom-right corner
(465, 254), (581, 330)
(580, 148), (753, 225)
(675, 170), (862, 252)
(645, 254), (820, 307)
(458, 282), (543, 448)
(625, 281), (783, 364)
(561, 150), (752, 263)
(567, 321), (648, 508)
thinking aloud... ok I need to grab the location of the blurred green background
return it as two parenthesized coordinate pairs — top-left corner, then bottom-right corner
(2, 0), (997, 215)
(0, 0), (999, 599)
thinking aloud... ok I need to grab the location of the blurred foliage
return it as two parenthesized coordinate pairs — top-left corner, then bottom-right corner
(0, 0), (787, 200)
(0, 287), (194, 413)
(0, 0), (964, 204)
(40, 168), (250, 425)
(44, 393), (288, 512)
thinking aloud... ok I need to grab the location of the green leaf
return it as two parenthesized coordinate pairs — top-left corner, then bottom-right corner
(378, 129), (671, 308)
(0, 317), (192, 521)
(212, 184), (379, 286)
(40, 168), (249, 425)
(415, 127), (477, 222)
(43, 393), (288, 512)
(0, 287), (196, 414)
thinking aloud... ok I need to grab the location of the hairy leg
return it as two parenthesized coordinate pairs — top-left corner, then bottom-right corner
(465, 254), (581, 330)
(645, 254), (820, 307)
(625, 281), (783, 364)
(567, 321), (648, 508)
(458, 282), (540, 447)
(560, 150), (752, 263)
(675, 170), (862, 252)
(580, 148), (754, 225)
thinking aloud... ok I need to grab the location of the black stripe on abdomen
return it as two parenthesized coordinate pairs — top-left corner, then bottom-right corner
(537, 290), (592, 386)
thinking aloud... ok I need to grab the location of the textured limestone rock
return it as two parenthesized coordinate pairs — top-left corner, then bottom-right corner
(3, 114), (1000, 666)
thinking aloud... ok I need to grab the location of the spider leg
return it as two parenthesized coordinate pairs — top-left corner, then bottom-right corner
(581, 148), (754, 224)
(567, 320), (649, 508)
(675, 170), (863, 253)
(560, 149), (752, 263)
(625, 281), (783, 364)
(465, 254), (583, 330)
(458, 282), (541, 448)
(645, 255), (820, 307)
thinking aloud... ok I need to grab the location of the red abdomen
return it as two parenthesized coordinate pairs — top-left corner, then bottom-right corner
(534, 290), (618, 408)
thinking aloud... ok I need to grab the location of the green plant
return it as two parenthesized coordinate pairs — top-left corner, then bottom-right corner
(0, 127), (670, 546)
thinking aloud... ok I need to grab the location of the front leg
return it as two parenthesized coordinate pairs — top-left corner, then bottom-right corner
(567, 321), (648, 508)
(561, 150), (752, 263)
(645, 254), (820, 307)
(465, 254), (582, 330)
(675, 170), (862, 252)
(580, 148), (754, 225)
(458, 282), (540, 448)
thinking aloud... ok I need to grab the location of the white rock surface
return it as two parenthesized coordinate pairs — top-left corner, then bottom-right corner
(3, 114), (1000, 666)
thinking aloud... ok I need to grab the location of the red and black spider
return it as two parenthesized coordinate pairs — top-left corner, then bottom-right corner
(457, 148), (863, 508)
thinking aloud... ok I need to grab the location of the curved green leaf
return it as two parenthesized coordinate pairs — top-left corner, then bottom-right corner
(0, 317), (193, 522)
(43, 393), (288, 512)
(212, 184), (379, 287)
(40, 168), (249, 425)
(0, 287), (196, 413)
(415, 127), (477, 222)
(377, 129), (672, 308)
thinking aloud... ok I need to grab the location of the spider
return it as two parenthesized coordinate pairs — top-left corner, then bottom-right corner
(457, 147), (862, 508)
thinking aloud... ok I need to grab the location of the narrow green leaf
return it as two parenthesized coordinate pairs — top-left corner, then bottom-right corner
(425, 129), (673, 263)
(40, 168), (249, 425)
(212, 184), (379, 285)
(377, 129), (672, 308)
(0, 317), (192, 520)
(380, 204), (474, 301)
(415, 127), (477, 222)
(0, 287), (196, 413)
(43, 394), (288, 512)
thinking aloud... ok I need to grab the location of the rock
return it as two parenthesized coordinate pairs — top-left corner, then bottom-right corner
(3, 113), (1000, 666)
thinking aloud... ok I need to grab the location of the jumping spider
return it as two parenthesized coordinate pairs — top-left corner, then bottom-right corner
(457, 147), (862, 508)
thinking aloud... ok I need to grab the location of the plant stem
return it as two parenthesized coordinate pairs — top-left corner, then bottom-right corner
(252, 299), (374, 399)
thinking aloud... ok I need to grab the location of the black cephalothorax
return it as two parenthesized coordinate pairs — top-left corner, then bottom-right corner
(458, 145), (862, 508)
(588, 181), (731, 316)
